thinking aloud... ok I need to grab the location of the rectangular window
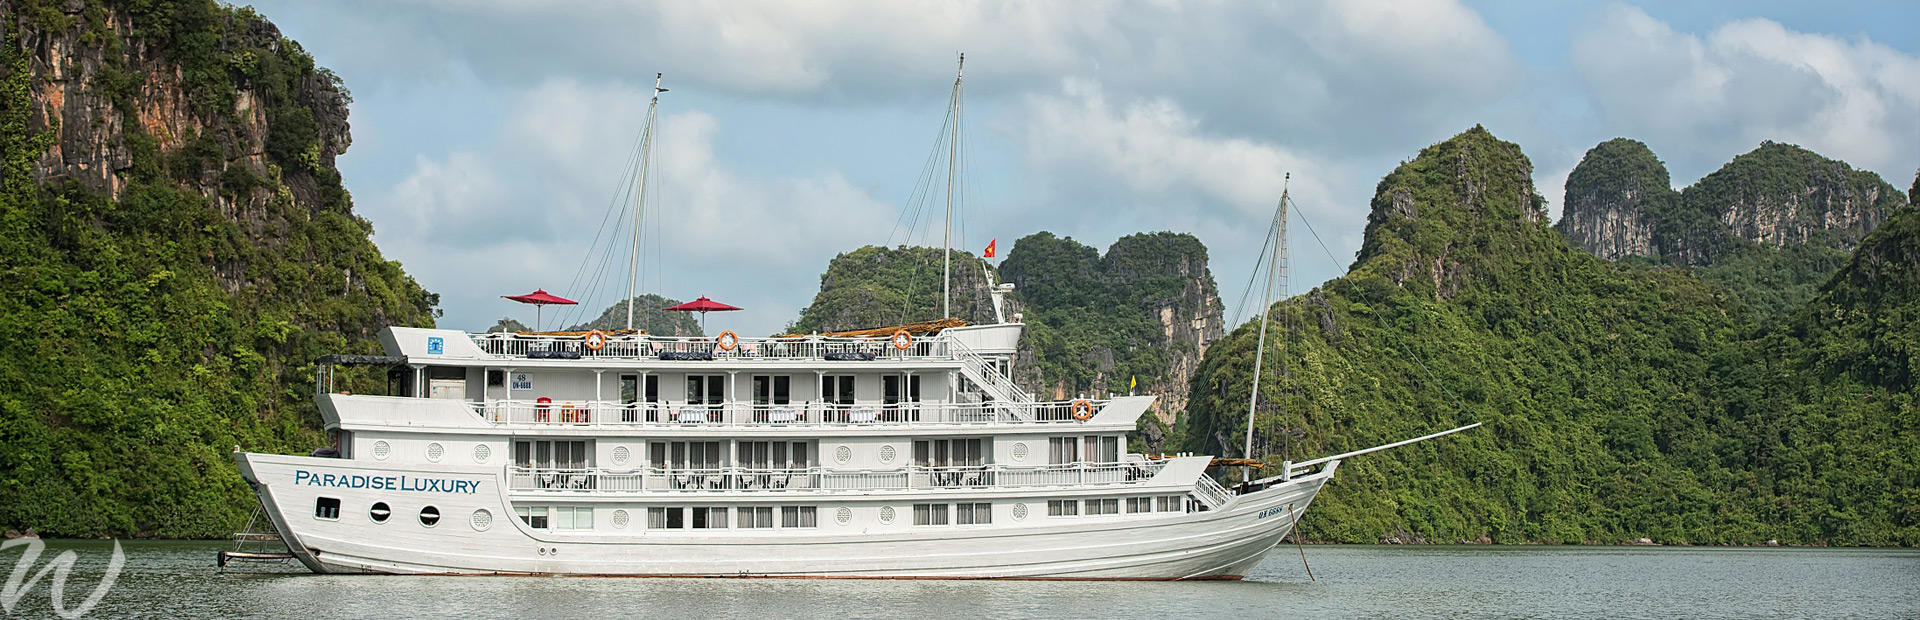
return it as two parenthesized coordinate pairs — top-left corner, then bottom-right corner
(781, 506), (817, 528)
(690, 507), (728, 529)
(648, 507), (685, 529)
(914, 438), (985, 467)
(1047, 499), (1079, 517)
(1127, 497), (1151, 513)
(752, 375), (792, 405)
(686, 374), (725, 405)
(553, 506), (593, 530)
(314, 497), (341, 520)
(737, 506), (775, 529)
(822, 375), (855, 405)
(1157, 495), (1185, 513)
(1084, 498), (1119, 515)
(882, 375), (922, 403)
(913, 503), (950, 526)
(737, 441), (812, 469)
(955, 502), (992, 525)
(1049, 437), (1080, 464)
(1100, 436), (1120, 463)
(650, 441), (723, 469)
(514, 440), (590, 469)
(520, 506), (550, 529)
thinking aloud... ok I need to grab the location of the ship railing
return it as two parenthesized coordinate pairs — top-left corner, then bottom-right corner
(505, 460), (1171, 494)
(1191, 473), (1234, 509)
(469, 332), (950, 361)
(471, 399), (1103, 426)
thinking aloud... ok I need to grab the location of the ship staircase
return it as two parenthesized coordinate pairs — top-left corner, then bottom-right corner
(216, 502), (296, 569)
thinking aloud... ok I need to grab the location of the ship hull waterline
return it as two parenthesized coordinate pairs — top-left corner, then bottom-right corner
(236, 452), (1335, 580)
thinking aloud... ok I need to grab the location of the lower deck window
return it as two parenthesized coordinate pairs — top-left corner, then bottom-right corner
(1085, 498), (1119, 515)
(913, 503), (950, 526)
(955, 502), (992, 525)
(1047, 500), (1078, 517)
(738, 507), (774, 529)
(518, 506), (592, 529)
(314, 497), (341, 520)
(1127, 497), (1152, 513)
(648, 507), (684, 529)
(1156, 495), (1184, 513)
(781, 506), (817, 528)
(691, 507), (728, 529)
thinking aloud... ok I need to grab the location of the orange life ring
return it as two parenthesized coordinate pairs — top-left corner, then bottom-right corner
(582, 330), (607, 351)
(716, 330), (740, 351)
(1072, 400), (1094, 421)
(890, 329), (914, 350)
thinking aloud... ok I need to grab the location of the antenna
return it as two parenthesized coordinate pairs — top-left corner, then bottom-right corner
(942, 53), (964, 319)
(627, 73), (664, 332)
(1244, 173), (1289, 482)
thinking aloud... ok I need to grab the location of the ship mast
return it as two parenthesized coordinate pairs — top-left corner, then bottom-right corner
(626, 73), (666, 332)
(942, 54), (964, 319)
(1244, 174), (1290, 482)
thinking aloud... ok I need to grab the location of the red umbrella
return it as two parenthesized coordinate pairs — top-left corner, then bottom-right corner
(662, 296), (742, 333)
(502, 289), (577, 332)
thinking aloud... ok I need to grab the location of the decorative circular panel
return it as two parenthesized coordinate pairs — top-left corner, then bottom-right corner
(879, 506), (895, 523)
(372, 441), (391, 460)
(1011, 442), (1029, 462)
(473, 444), (492, 463)
(612, 446), (631, 466)
(612, 509), (631, 529)
(835, 507), (853, 525)
(426, 442), (445, 462)
(471, 508), (493, 531)
(834, 445), (852, 465)
(878, 445), (897, 463)
(1012, 503), (1029, 521)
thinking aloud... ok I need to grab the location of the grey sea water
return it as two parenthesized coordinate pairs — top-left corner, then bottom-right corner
(6, 540), (1917, 619)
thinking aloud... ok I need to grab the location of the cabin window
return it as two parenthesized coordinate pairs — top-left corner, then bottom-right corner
(690, 507), (728, 529)
(737, 507), (775, 529)
(1050, 436), (1118, 464)
(821, 375), (855, 405)
(1157, 495), (1184, 513)
(1047, 500), (1078, 517)
(752, 375), (791, 405)
(955, 502), (992, 525)
(314, 497), (341, 520)
(686, 375), (725, 405)
(1085, 498), (1119, 516)
(781, 506), (817, 528)
(913, 503), (950, 526)
(648, 507), (685, 529)
(419, 506), (441, 527)
(517, 506), (550, 529)
(650, 441), (723, 469)
(369, 502), (391, 523)
(737, 441), (811, 469)
(1127, 497), (1152, 513)
(914, 438), (985, 467)
(882, 375), (921, 403)
(619, 374), (661, 422)
(1047, 437), (1078, 464)
(515, 440), (590, 469)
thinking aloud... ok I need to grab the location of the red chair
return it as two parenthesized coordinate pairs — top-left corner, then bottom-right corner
(535, 397), (552, 422)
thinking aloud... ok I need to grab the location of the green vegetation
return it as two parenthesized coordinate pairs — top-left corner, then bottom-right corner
(0, 0), (435, 538)
(789, 245), (994, 334)
(565, 294), (702, 337)
(1184, 127), (1917, 546)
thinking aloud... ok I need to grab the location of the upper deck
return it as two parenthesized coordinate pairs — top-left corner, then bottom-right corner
(382, 324), (1022, 367)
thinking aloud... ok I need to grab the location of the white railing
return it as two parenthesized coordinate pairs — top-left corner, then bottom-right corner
(469, 333), (950, 361)
(507, 460), (1170, 495)
(948, 338), (1032, 403)
(471, 399), (1102, 427)
(1191, 474), (1234, 509)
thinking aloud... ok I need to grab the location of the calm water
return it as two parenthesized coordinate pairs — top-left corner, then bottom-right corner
(6, 540), (1917, 619)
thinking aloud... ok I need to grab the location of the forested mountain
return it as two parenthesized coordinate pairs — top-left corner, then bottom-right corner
(1183, 127), (1917, 546)
(789, 245), (999, 334)
(0, 0), (436, 537)
(565, 294), (702, 337)
(1559, 139), (1904, 315)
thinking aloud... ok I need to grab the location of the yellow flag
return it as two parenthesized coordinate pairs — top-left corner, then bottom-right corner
(1130, 376), (1137, 391)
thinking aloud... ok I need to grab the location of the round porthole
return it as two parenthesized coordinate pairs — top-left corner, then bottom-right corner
(835, 507), (853, 525)
(1011, 442), (1029, 462)
(878, 445), (896, 463)
(612, 446), (631, 466)
(834, 446), (852, 465)
(612, 509), (631, 529)
(1012, 503), (1029, 521)
(473, 444), (492, 463)
(879, 506), (895, 523)
(369, 502), (391, 523)
(372, 441), (391, 460)
(426, 442), (445, 462)
(471, 508), (493, 531)
(419, 506), (441, 527)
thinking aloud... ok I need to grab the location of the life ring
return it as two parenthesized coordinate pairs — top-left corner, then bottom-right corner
(582, 330), (607, 351)
(890, 329), (914, 351)
(716, 330), (740, 351)
(1071, 400), (1094, 422)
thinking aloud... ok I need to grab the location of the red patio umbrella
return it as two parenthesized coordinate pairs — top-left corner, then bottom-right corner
(662, 296), (742, 333)
(502, 289), (577, 332)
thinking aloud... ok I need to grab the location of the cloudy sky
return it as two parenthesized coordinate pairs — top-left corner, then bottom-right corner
(248, 0), (1920, 336)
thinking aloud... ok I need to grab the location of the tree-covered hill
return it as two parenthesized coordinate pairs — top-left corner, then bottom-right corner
(565, 294), (702, 337)
(1183, 126), (1916, 546)
(788, 245), (997, 334)
(1, 0), (436, 537)
(1560, 139), (1905, 316)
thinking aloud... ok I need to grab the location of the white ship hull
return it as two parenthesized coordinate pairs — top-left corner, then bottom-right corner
(237, 452), (1334, 580)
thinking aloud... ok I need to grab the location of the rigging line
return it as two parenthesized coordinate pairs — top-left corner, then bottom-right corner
(554, 136), (646, 327)
(1291, 201), (1477, 421)
(888, 108), (953, 248)
(1227, 207), (1283, 329)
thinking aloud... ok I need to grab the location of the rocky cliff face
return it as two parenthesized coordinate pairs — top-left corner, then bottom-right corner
(1557, 138), (1670, 261)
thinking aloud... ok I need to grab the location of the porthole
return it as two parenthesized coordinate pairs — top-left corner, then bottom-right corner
(834, 446), (852, 464)
(471, 508), (493, 531)
(835, 507), (853, 525)
(612, 509), (631, 529)
(879, 506), (895, 524)
(612, 446), (631, 466)
(879, 445), (896, 463)
(1011, 442), (1029, 462)
(1012, 503), (1029, 521)
(419, 506), (441, 527)
(426, 442), (445, 462)
(372, 441), (391, 460)
(473, 444), (492, 463)
(369, 502), (391, 524)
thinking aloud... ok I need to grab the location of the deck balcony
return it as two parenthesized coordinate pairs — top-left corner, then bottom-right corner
(505, 459), (1175, 495)
(469, 332), (951, 362)
(470, 399), (1109, 427)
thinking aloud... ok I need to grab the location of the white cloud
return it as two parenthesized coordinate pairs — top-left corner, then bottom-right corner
(1572, 5), (1920, 182)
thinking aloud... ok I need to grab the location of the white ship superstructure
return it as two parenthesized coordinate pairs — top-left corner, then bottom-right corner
(233, 322), (1340, 579)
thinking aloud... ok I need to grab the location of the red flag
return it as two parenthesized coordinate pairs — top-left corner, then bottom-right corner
(983, 239), (997, 259)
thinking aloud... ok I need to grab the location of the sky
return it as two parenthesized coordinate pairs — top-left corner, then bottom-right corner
(244, 0), (1920, 336)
